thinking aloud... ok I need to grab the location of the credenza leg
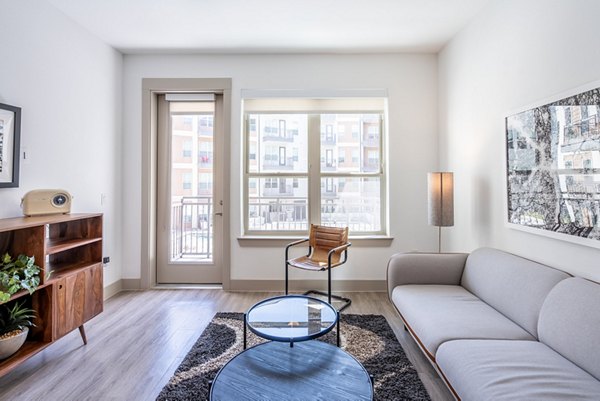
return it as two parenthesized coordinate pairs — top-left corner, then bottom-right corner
(78, 325), (88, 345)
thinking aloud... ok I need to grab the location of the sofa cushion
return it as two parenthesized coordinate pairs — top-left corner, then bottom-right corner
(538, 277), (600, 381)
(391, 285), (534, 358)
(461, 248), (570, 338)
(436, 339), (600, 401)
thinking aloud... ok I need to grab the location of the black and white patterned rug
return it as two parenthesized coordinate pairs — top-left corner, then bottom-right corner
(157, 312), (431, 401)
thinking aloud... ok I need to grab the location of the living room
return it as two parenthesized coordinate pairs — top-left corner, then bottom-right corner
(0, 0), (599, 400)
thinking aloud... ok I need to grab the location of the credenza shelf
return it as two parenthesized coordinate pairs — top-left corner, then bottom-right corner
(0, 213), (103, 377)
(46, 237), (102, 255)
(0, 340), (52, 377)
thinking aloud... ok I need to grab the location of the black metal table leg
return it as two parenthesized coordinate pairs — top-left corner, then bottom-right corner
(337, 311), (341, 347)
(243, 313), (247, 350)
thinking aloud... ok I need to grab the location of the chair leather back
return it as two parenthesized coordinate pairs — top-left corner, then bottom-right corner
(308, 225), (349, 265)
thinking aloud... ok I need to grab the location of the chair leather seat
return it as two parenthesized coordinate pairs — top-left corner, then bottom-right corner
(288, 256), (344, 271)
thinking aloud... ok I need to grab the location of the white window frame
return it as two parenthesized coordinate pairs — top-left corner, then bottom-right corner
(242, 97), (387, 237)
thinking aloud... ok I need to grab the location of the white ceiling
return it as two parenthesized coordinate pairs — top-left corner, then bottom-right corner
(46, 0), (490, 53)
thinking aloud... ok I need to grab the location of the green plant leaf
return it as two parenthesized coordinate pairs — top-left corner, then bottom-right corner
(0, 253), (41, 304)
(1, 253), (11, 265)
(0, 300), (36, 336)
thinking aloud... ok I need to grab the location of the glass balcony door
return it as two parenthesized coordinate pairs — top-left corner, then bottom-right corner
(157, 96), (223, 284)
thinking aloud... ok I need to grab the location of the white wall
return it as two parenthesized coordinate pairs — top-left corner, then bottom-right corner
(0, 0), (123, 286)
(122, 54), (439, 282)
(439, 0), (600, 281)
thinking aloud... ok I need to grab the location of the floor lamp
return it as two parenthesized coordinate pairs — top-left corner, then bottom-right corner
(428, 172), (454, 253)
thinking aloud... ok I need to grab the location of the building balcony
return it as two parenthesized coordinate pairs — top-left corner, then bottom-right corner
(171, 196), (213, 261)
(262, 159), (296, 170)
(362, 136), (379, 147)
(248, 197), (308, 231)
(262, 134), (294, 142)
(321, 135), (336, 145)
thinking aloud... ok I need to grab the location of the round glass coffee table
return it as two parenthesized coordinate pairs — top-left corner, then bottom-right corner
(243, 295), (340, 348)
(209, 340), (373, 400)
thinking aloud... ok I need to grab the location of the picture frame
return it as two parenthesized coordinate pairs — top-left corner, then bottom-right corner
(0, 102), (21, 188)
(505, 80), (600, 248)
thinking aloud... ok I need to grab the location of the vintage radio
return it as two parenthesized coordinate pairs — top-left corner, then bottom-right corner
(21, 189), (72, 216)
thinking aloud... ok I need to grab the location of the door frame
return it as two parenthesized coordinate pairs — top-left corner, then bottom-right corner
(141, 78), (232, 290)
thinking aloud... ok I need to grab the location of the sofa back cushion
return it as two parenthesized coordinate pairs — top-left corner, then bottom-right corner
(538, 277), (600, 381)
(461, 248), (569, 338)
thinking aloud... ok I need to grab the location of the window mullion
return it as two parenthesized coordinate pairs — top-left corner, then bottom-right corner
(308, 114), (321, 226)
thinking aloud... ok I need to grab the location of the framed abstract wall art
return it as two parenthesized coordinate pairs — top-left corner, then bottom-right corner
(505, 84), (600, 248)
(0, 103), (21, 188)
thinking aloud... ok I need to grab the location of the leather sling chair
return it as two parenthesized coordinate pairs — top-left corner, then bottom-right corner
(285, 224), (352, 311)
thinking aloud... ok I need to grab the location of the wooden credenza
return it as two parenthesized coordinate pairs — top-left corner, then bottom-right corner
(0, 213), (103, 376)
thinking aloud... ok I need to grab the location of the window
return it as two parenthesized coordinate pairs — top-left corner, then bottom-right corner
(265, 178), (278, 189)
(196, 114), (214, 138)
(182, 172), (192, 190)
(325, 125), (334, 141)
(199, 141), (213, 166)
(326, 149), (334, 167)
(279, 178), (287, 194)
(198, 173), (213, 192)
(244, 98), (386, 235)
(352, 124), (359, 140)
(325, 177), (334, 193)
(279, 147), (287, 166)
(367, 150), (379, 169)
(352, 149), (359, 164)
(279, 120), (286, 138)
(182, 140), (192, 158)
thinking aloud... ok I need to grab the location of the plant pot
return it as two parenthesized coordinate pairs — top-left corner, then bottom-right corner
(0, 327), (28, 360)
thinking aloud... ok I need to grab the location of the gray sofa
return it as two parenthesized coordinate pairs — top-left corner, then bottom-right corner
(387, 247), (600, 400)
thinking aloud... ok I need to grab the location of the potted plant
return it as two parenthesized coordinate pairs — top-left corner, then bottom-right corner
(0, 301), (36, 359)
(0, 253), (42, 303)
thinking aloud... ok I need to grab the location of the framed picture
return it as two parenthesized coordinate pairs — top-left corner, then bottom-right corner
(0, 103), (21, 188)
(505, 83), (600, 248)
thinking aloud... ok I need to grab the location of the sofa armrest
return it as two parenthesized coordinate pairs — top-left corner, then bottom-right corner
(387, 252), (469, 298)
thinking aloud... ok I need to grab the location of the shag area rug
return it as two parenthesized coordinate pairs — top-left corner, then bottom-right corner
(157, 312), (431, 401)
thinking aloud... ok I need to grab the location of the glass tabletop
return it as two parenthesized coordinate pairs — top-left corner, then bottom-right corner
(246, 295), (338, 342)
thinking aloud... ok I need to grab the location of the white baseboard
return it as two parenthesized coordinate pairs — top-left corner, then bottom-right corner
(122, 278), (142, 290)
(228, 279), (386, 292)
(105, 278), (386, 294)
(103, 280), (122, 300)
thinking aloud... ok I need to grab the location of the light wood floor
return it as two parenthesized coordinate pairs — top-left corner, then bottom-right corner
(0, 290), (454, 401)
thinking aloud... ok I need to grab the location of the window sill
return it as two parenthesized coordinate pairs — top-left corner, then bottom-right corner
(237, 235), (394, 247)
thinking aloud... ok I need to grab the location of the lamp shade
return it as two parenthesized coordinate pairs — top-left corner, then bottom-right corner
(428, 172), (454, 227)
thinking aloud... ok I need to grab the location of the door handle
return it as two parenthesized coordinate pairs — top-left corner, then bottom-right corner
(215, 212), (223, 216)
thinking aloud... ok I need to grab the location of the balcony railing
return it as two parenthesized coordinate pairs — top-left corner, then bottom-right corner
(248, 197), (308, 231)
(247, 196), (381, 232)
(171, 196), (213, 261)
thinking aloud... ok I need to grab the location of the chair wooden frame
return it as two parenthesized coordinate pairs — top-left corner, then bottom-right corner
(285, 225), (352, 311)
